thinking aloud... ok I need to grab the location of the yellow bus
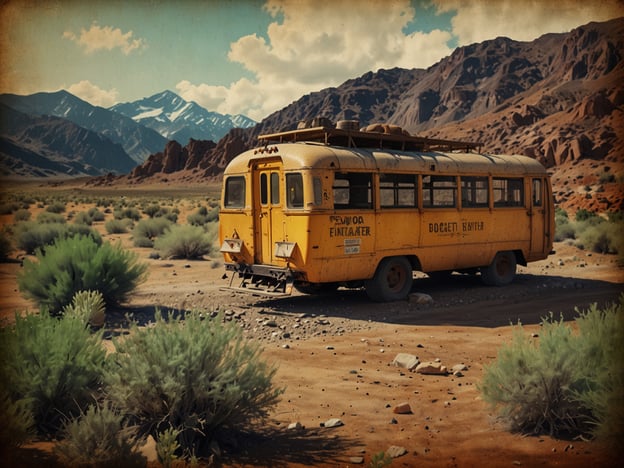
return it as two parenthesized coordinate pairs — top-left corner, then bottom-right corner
(219, 121), (554, 301)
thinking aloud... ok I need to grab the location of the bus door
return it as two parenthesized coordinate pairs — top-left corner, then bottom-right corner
(529, 178), (548, 254)
(251, 161), (285, 265)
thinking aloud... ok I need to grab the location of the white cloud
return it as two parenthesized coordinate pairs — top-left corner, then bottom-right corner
(433, 0), (624, 46)
(179, 0), (453, 121)
(178, 0), (624, 121)
(63, 22), (146, 55)
(67, 80), (119, 107)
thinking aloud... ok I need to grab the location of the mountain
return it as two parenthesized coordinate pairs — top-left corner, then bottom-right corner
(115, 18), (623, 213)
(109, 90), (256, 143)
(0, 104), (136, 177)
(0, 90), (167, 163)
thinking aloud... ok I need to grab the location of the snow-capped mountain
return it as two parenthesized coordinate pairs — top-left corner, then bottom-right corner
(110, 90), (256, 144)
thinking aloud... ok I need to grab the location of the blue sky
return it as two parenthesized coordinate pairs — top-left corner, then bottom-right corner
(1, 0), (622, 121)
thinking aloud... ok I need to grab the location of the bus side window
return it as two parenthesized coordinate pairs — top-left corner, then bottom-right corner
(461, 176), (489, 208)
(271, 172), (280, 205)
(380, 174), (417, 208)
(532, 178), (542, 206)
(493, 178), (524, 207)
(423, 175), (457, 208)
(333, 173), (373, 209)
(224, 176), (245, 208)
(313, 177), (323, 206)
(286, 173), (304, 208)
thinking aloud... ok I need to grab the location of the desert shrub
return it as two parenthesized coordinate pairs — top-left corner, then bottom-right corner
(576, 221), (623, 254)
(114, 207), (141, 221)
(104, 311), (283, 461)
(554, 208), (575, 241)
(575, 208), (600, 222)
(0, 202), (20, 214)
(36, 211), (66, 224)
(13, 208), (31, 222)
(154, 224), (215, 259)
(45, 201), (66, 213)
(156, 427), (181, 468)
(55, 403), (144, 467)
(63, 290), (106, 328)
(143, 203), (162, 218)
(187, 206), (219, 226)
(480, 296), (624, 441)
(133, 217), (173, 247)
(15, 221), (102, 254)
(18, 235), (147, 314)
(0, 312), (106, 436)
(0, 231), (12, 261)
(572, 298), (624, 447)
(0, 389), (34, 448)
(105, 218), (133, 234)
(74, 207), (106, 226)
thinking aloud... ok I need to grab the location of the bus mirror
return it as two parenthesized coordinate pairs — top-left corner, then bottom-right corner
(274, 242), (296, 258)
(220, 238), (243, 253)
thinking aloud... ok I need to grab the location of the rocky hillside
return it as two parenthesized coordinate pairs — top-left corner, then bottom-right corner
(105, 18), (624, 212)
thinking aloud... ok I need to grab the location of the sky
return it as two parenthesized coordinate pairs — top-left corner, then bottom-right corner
(1, 0), (623, 122)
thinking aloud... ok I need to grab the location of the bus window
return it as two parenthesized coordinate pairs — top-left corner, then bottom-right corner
(271, 172), (280, 205)
(224, 176), (245, 208)
(260, 173), (268, 205)
(286, 173), (304, 208)
(461, 176), (489, 208)
(532, 178), (542, 206)
(493, 178), (524, 207)
(313, 177), (323, 206)
(333, 173), (373, 209)
(380, 174), (417, 208)
(423, 175), (457, 208)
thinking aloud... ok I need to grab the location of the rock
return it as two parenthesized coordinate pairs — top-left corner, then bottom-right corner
(386, 445), (408, 458)
(392, 353), (420, 370)
(409, 292), (434, 305)
(416, 361), (448, 375)
(349, 456), (364, 464)
(323, 418), (344, 428)
(393, 402), (412, 414)
(451, 364), (468, 373)
(288, 422), (303, 430)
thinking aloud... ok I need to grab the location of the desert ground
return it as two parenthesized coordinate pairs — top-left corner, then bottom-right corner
(0, 181), (622, 467)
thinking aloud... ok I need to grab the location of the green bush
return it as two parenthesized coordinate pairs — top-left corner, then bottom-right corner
(104, 311), (283, 460)
(554, 208), (576, 242)
(187, 206), (219, 226)
(154, 224), (215, 259)
(74, 207), (106, 226)
(18, 235), (147, 314)
(0, 312), (106, 435)
(55, 403), (144, 467)
(63, 290), (106, 328)
(576, 221), (623, 254)
(0, 389), (34, 448)
(13, 208), (32, 222)
(114, 207), (141, 221)
(0, 230), (12, 261)
(45, 201), (66, 213)
(36, 211), (66, 224)
(133, 217), (173, 247)
(105, 218), (133, 234)
(480, 295), (624, 443)
(15, 221), (102, 254)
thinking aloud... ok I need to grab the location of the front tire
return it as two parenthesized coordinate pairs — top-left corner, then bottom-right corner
(481, 251), (517, 286)
(365, 257), (413, 302)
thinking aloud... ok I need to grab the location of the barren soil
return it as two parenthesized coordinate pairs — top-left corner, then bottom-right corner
(0, 184), (622, 467)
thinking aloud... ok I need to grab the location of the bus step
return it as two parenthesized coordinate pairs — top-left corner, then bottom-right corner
(221, 274), (294, 297)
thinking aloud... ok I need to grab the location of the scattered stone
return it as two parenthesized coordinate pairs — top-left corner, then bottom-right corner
(386, 445), (408, 458)
(392, 353), (420, 370)
(349, 456), (364, 464)
(287, 422), (303, 430)
(393, 402), (412, 414)
(264, 320), (278, 327)
(409, 293), (434, 305)
(451, 364), (468, 373)
(322, 418), (344, 428)
(390, 418), (398, 424)
(416, 361), (448, 375)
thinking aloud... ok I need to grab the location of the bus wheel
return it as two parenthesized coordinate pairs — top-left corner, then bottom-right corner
(365, 257), (413, 302)
(481, 251), (516, 286)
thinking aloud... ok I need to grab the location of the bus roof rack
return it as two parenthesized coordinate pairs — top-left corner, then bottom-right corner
(258, 125), (482, 153)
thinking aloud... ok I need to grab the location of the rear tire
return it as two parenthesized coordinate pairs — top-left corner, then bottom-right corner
(365, 257), (413, 302)
(481, 251), (516, 286)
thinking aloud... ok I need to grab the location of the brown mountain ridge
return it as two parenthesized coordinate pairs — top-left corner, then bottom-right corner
(94, 18), (624, 213)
